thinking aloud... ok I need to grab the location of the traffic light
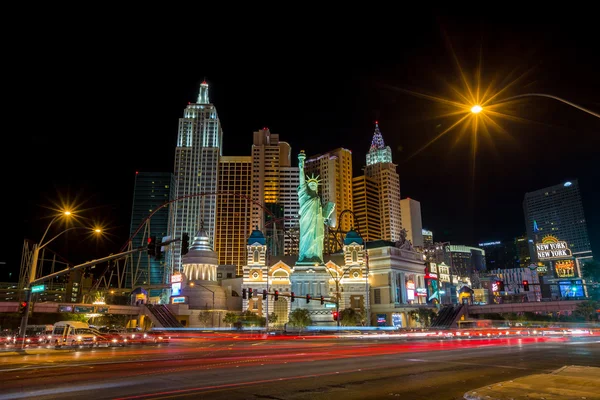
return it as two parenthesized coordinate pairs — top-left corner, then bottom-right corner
(290, 292), (295, 302)
(306, 294), (311, 303)
(332, 311), (339, 321)
(262, 289), (267, 300)
(18, 301), (28, 315)
(523, 280), (529, 291)
(155, 240), (163, 261)
(147, 236), (156, 257)
(181, 233), (190, 255)
(495, 280), (505, 292)
(242, 288), (247, 299)
(274, 290), (279, 301)
(320, 296), (324, 305)
(248, 288), (253, 298)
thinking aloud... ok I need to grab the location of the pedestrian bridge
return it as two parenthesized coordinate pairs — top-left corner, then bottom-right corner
(466, 300), (585, 315)
(0, 301), (142, 315)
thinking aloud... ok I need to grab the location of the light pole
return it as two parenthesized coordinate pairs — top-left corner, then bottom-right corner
(19, 211), (72, 339)
(192, 282), (215, 311)
(473, 93), (600, 120)
(19, 212), (102, 343)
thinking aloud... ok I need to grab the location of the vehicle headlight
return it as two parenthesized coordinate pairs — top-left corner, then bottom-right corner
(77, 336), (83, 340)
(112, 339), (118, 343)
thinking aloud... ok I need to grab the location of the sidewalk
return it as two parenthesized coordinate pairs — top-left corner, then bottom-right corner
(464, 365), (600, 400)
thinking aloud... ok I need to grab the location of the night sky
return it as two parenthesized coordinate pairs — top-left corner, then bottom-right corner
(6, 12), (599, 281)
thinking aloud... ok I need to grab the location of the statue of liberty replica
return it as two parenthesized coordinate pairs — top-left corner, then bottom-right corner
(297, 150), (336, 265)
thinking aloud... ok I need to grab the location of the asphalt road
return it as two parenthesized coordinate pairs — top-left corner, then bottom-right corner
(1, 335), (599, 400)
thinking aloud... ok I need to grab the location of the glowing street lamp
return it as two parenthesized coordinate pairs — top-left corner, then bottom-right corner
(470, 105), (482, 114)
(19, 211), (102, 343)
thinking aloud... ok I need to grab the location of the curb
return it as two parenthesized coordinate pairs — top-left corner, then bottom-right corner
(0, 348), (72, 357)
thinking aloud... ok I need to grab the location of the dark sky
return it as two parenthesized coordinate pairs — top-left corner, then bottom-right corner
(5, 12), (599, 280)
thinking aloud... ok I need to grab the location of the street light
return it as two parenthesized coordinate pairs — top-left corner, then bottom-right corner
(19, 211), (101, 343)
(470, 105), (482, 114)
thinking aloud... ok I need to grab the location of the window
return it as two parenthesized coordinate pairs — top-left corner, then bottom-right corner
(374, 289), (381, 304)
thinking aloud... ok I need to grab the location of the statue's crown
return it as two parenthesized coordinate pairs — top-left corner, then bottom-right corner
(306, 174), (321, 184)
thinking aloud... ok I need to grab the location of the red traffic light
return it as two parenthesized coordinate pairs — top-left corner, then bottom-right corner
(332, 311), (339, 321)
(20, 301), (27, 307)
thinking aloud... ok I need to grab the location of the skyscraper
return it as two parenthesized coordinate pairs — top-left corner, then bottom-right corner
(400, 198), (424, 247)
(129, 171), (173, 293)
(169, 81), (223, 273)
(215, 156), (252, 275)
(278, 166), (300, 256)
(305, 148), (353, 252)
(352, 175), (381, 241)
(363, 122), (402, 242)
(251, 128), (293, 255)
(523, 180), (592, 262)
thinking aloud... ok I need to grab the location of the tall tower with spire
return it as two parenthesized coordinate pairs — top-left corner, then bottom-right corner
(169, 80), (224, 274)
(354, 121), (402, 242)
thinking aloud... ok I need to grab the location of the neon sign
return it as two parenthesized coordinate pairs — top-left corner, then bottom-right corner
(535, 235), (572, 260)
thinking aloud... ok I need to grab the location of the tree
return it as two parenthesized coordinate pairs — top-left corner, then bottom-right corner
(573, 300), (600, 322)
(339, 308), (363, 326)
(409, 308), (437, 327)
(268, 312), (278, 326)
(223, 312), (238, 328)
(197, 311), (213, 327)
(239, 310), (266, 327)
(288, 308), (312, 332)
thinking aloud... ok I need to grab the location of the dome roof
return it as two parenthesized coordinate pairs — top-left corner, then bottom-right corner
(344, 228), (363, 245)
(248, 227), (266, 245)
(182, 230), (218, 266)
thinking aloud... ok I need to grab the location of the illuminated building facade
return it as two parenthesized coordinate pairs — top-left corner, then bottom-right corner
(241, 228), (368, 326)
(169, 81), (223, 273)
(352, 175), (381, 241)
(422, 229), (433, 247)
(215, 156), (252, 276)
(523, 180), (593, 263)
(278, 166), (300, 256)
(305, 148), (354, 251)
(358, 122), (402, 241)
(251, 129), (290, 228)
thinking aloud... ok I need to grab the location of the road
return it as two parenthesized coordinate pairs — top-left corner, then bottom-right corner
(1, 334), (599, 400)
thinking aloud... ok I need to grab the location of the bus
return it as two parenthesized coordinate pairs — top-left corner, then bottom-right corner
(51, 321), (104, 347)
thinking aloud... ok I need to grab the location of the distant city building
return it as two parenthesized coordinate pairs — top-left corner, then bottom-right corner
(400, 198), (423, 247)
(215, 156), (252, 276)
(422, 229), (433, 246)
(478, 240), (517, 270)
(169, 80), (223, 274)
(129, 171), (173, 293)
(523, 179), (593, 263)
(488, 267), (541, 302)
(514, 235), (532, 268)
